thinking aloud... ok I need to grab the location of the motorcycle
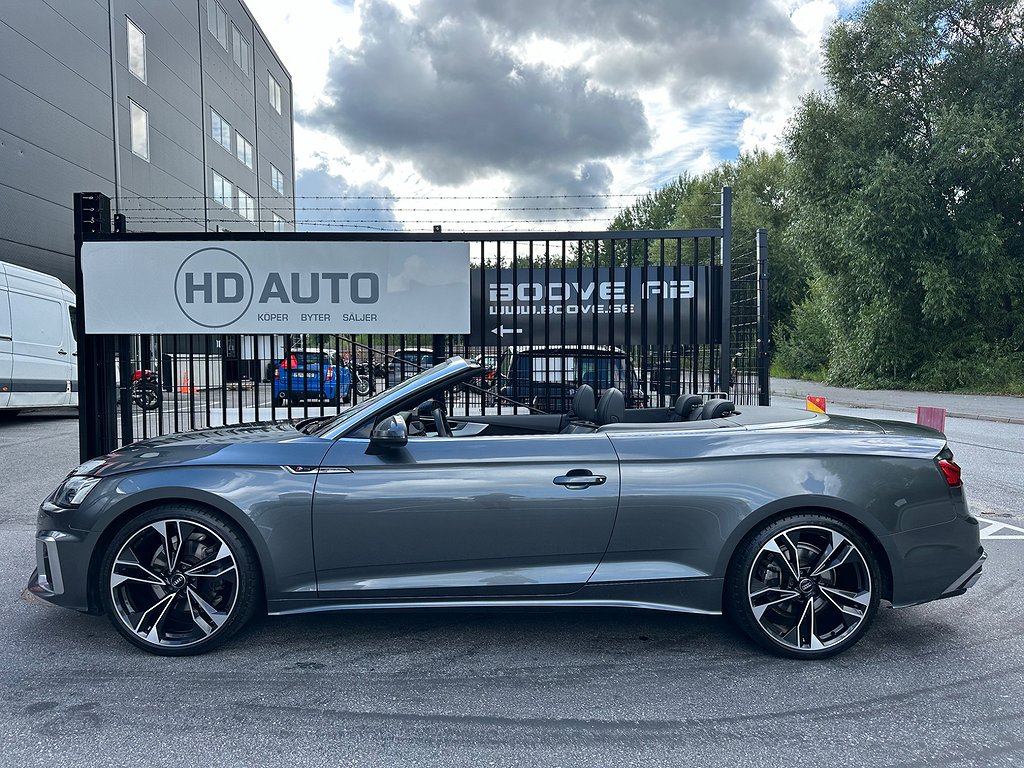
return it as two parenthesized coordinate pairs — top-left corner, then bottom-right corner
(352, 361), (377, 396)
(130, 369), (162, 411)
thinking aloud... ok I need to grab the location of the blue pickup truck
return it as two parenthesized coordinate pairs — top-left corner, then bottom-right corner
(273, 350), (351, 406)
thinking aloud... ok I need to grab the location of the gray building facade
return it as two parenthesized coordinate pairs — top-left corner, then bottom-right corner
(0, 0), (295, 288)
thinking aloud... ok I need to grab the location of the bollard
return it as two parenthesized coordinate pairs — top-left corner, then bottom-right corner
(917, 406), (946, 432)
(806, 396), (827, 414)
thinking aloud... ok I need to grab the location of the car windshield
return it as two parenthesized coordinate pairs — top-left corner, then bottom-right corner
(307, 359), (449, 437)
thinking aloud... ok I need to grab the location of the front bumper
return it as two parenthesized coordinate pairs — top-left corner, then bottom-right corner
(26, 529), (94, 613)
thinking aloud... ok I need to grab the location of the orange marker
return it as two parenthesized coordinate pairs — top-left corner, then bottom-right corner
(806, 396), (827, 414)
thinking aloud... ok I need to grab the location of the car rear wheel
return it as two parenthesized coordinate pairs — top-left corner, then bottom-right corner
(726, 513), (881, 659)
(99, 504), (261, 656)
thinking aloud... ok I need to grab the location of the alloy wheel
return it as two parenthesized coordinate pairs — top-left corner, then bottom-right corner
(109, 518), (239, 648)
(746, 524), (873, 653)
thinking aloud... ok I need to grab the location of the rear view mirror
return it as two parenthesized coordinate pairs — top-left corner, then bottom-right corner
(368, 414), (408, 452)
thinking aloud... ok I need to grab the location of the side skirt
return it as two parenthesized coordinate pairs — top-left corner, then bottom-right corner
(268, 578), (724, 617)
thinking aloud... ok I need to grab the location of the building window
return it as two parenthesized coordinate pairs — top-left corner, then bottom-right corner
(272, 213), (286, 232)
(208, 0), (227, 50)
(232, 24), (249, 74)
(236, 134), (253, 169)
(211, 109), (231, 152)
(128, 99), (149, 160)
(212, 172), (233, 208)
(126, 17), (146, 83)
(268, 73), (282, 114)
(237, 189), (255, 221)
(270, 163), (284, 195)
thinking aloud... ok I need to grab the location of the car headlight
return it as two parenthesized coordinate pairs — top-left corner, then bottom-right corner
(51, 475), (101, 507)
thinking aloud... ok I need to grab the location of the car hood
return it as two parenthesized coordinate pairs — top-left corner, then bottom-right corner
(78, 421), (332, 477)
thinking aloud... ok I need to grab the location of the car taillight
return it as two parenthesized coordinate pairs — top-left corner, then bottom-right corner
(274, 366), (280, 380)
(326, 366), (334, 380)
(938, 458), (962, 487)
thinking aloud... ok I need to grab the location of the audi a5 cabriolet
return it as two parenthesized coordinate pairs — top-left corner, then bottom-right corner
(29, 356), (985, 658)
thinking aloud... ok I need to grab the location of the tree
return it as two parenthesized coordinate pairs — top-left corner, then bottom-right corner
(785, 0), (1024, 389)
(608, 150), (805, 334)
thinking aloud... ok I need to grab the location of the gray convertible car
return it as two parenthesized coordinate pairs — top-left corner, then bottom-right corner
(29, 356), (984, 658)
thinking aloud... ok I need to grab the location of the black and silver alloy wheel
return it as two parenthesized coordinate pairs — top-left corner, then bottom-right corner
(727, 514), (881, 659)
(100, 505), (260, 655)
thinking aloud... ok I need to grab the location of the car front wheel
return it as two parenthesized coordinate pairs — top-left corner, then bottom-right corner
(99, 504), (261, 655)
(726, 513), (881, 659)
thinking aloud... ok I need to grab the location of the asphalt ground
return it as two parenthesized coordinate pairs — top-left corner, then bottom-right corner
(0, 403), (1022, 768)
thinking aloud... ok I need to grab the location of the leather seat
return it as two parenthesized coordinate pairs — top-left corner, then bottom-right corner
(596, 387), (625, 425)
(570, 384), (597, 423)
(671, 394), (703, 422)
(701, 398), (736, 420)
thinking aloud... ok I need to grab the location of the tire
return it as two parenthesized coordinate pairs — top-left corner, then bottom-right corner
(133, 383), (161, 411)
(725, 512), (881, 659)
(99, 504), (262, 656)
(355, 378), (371, 396)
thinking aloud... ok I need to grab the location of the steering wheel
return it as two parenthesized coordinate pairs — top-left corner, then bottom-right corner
(430, 400), (453, 438)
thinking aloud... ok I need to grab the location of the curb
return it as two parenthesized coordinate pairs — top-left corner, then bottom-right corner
(770, 390), (1024, 426)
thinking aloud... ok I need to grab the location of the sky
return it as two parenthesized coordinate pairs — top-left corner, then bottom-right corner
(244, 0), (857, 232)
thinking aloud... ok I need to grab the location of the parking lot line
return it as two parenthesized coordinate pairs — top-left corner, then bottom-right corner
(976, 516), (1024, 540)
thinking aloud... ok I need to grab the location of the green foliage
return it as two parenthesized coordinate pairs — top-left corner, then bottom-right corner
(786, 0), (1024, 389)
(608, 149), (807, 332)
(773, 283), (831, 378)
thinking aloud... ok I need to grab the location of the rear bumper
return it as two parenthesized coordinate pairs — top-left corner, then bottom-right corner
(886, 509), (986, 608)
(941, 552), (987, 598)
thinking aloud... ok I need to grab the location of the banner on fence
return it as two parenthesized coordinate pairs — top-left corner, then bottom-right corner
(81, 241), (471, 334)
(467, 265), (716, 346)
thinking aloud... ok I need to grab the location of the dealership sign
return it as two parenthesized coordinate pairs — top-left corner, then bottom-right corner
(467, 266), (716, 345)
(81, 241), (471, 334)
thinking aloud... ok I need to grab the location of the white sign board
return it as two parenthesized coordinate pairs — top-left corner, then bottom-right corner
(81, 240), (471, 334)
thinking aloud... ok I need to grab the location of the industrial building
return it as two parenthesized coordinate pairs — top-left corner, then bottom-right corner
(0, 0), (296, 288)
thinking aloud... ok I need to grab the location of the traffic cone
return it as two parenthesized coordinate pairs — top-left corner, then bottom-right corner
(178, 373), (194, 394)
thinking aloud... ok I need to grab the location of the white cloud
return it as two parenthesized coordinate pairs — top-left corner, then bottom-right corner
(245, 0), (844, 231)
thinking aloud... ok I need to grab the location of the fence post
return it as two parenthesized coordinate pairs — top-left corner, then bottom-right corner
(719, 187), (732, 394)
(74, 192), (118, 462)
(756, 228), (770, 406)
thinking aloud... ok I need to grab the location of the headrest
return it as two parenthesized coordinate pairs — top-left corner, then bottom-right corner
(572, 384), (597, 422)
(701, 398), (736, 420)
(673, 394), (703, 420)
(596, 387), (625, 425)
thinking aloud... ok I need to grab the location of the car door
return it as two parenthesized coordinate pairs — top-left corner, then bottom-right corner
(312, 431), (620, 599)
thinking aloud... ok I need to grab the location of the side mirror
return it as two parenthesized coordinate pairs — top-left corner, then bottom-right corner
(368, 414), (408, 452)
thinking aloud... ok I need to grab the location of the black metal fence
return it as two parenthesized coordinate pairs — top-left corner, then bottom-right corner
(74, 190), (769, 461)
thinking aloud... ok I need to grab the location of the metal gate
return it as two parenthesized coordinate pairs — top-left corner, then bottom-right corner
(73, 189), (769, 461)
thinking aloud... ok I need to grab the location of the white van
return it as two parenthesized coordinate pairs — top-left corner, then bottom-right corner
(0, 260), (78, 416)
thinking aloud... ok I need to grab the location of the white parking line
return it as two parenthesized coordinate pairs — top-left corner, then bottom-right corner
(976, 516), (1024, 540)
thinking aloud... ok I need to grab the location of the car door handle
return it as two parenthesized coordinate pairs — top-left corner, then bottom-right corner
(553, 471), (607, 489)
(57, 349), (68, 355)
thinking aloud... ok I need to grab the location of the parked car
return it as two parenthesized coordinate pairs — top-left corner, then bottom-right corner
(29, 356), (984, 658)
(495, 345), (646, 412)
(0, 260), (77, 417)
(386, 347), (435, 388)
(272, 349), (351, 405)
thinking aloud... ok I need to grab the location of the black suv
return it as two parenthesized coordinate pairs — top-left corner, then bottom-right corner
(494, 346), (646, 413)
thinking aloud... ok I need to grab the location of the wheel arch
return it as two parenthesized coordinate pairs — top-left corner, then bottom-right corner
(86, 490), (274, 614)
(717, 500), (894, 603)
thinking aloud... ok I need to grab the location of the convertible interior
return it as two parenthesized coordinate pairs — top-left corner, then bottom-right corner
(403, 384), (742, 438)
